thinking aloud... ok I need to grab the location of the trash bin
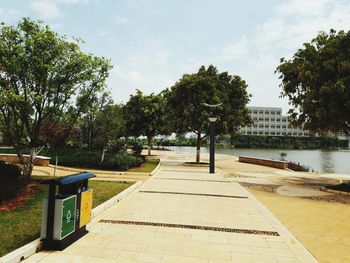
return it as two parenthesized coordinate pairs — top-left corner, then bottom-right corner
(40, 172), (96, 250)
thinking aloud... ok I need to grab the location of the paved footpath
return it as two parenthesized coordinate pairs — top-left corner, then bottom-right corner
(24, 155), (319, 263)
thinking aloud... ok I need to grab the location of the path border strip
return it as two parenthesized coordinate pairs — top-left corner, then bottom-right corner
(139, 190), (248, 199)
(99, 219), (279, 236)
(156, 177), (232, 183)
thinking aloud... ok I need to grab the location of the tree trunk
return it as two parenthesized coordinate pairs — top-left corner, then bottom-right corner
(22, 147), (36, 183)
(101, 146), (106, 163)
(147, 136), (152, 156)
(196, 133), (201, 163)
(54, 154), (58, 177)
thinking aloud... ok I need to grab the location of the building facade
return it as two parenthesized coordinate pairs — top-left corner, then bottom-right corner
(239, 106), (310, 137)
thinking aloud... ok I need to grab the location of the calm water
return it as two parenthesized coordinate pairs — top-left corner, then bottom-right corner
(166, 146), (350, 174)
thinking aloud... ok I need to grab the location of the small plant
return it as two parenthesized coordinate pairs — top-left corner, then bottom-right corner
(280, 152), (287, 161)
(0, 161), (23, 201)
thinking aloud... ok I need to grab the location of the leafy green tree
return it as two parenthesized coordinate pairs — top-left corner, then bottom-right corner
(166, 65), (251, 163)
(0, 18), (112, 182)
(124, 90), (168, 155)
(93, 103), (125, 162)
(276, 29), (350, 134)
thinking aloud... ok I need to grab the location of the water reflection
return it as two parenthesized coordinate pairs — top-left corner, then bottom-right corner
(320, 151), (335, 173)
(165, 146), (350, 174)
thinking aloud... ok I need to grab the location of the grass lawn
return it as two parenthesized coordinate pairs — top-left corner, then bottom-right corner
(127, 158), (159, 173)
(0, 179), (133, 257)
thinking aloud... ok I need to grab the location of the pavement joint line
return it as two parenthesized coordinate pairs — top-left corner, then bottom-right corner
(156, 177), (232, 183)
(138, 190), (249, 199)
(99, 219), (280, 236)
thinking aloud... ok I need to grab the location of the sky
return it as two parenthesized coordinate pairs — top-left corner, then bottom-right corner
(1, 0), (350, 113)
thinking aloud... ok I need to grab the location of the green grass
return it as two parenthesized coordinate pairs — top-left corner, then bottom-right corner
(0, 179), (133, 257)
(127, 158), (159, 173)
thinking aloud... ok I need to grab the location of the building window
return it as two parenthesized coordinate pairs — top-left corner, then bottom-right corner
(265, 118), (269, 121)
(271, 111), (275, 115)
(253, 125), (258, 128)
(253, 110), (258, 114)
(253, 131), (258, 135)
(247, 131), (252, 135)
(259, 110), (264, 114)
(259, 117), (264, 121)
(276, 125), (280, 128)
(259, 124), (264, 128)
(259, 131), (263, 135)
(277, 111), (281, 115)
(282, 118), (287, 122)
(270, 131), (275, 135)
(282, 125), (286, 129)
(265, 124), (269, 128)
(271, 125), (275, 128)
(271, 118), (275, 121)
(276, 118), (281, 122)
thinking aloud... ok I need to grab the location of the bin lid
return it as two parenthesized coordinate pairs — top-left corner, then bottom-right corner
(42, 172), (96, 186)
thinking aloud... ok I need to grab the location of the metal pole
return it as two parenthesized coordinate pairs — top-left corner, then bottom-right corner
(209, 121), (215, 173)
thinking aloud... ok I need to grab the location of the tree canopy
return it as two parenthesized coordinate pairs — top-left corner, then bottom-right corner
(123, 90), (168, 155)
(166, 65), (251, 162)
(0, 18), (112, 180)
(276, 29), (350, 134)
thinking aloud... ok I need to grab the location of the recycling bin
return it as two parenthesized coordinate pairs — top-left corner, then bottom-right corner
(40, 172), (95, 250)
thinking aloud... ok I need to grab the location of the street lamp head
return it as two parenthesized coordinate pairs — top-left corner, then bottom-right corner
(208, 117), (218, 122)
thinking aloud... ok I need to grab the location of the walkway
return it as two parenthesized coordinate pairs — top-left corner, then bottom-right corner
(24, 154), (318, 263)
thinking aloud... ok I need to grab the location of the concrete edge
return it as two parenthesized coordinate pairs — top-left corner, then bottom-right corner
(48, 158), (161, 177)
(150, 159), (162, 176)
(0, 181), (142, 263)
(320, 186), (350, 196)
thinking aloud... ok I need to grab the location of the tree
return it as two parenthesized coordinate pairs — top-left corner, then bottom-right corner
(0, 18), (112, 182)
(276, 29), (350, 134)
(166, 65), (251, 163)
(124, 90), (168, 155)
(93, 103), (125, 162)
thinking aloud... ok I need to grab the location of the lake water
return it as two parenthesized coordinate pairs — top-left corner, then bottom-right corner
(165, 146), (350, 175)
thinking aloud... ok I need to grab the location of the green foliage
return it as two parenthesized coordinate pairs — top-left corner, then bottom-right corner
(0, 161), (23, 201)
(165, 65), (250, 161)
(100, 152), (142, 171)
(276, 29), (350, 134)
(232, 135), (346, 149)
(124, 90), (168, 155)
(131, 143), (144, 156)
(0, 18), (112, 180)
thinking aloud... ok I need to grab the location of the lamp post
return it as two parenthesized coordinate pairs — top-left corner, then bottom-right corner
(208, 117), (217, 174)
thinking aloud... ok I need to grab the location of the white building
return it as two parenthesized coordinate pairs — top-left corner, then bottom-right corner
(239, 106), (310, 137)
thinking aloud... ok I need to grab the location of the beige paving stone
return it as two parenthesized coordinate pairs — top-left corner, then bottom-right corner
(22, 151), (318, 263)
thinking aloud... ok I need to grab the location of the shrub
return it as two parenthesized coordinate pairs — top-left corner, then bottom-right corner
(131, 143), (143, 156)
(108, 139), (126, 154)
(98, 153), (142, 171)
(0, 161), (23, 201)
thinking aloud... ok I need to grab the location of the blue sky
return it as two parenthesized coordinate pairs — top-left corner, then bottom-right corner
(1, 0), (350, 113)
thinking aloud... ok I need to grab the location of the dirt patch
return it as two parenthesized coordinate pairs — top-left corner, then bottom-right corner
(326, 183), (350, 193)
(0, 181), (40, 211)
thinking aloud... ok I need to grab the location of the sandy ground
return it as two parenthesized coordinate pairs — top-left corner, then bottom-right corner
(248, 189), (350, 263)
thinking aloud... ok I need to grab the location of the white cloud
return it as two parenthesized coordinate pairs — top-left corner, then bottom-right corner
(30, 0), (62, 19)
(114, 16), (128, 24)
(30, 0), (94, 19)
(215, 35), (249, 63)
(256, 0), (350, 53)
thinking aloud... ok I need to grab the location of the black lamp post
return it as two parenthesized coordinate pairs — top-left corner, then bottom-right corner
(208, 117), (217, 174)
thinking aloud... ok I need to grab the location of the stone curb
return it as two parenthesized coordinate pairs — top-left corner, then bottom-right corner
(321, 186), (350, 196)
(150, 159), (162, 176)
(0, 181), (142, 263)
